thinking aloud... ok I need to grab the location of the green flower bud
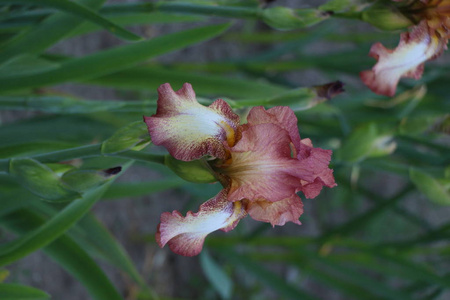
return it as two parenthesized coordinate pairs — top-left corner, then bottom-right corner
(164, 155), (217, 183)
(362, 1), (413, 31)
(262, 7), (330, 30)
(9, 158), (80, 202)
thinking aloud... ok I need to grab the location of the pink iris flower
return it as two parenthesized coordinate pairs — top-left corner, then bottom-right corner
(361, 0), (449, 96)
(144, 83), (336, 256)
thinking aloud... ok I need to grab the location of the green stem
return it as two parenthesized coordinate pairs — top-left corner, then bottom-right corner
(0, 96), (156, 114)
(0, 144), (165, 173)
(331, 11), (362, 20)
(112, 150), (165, 165)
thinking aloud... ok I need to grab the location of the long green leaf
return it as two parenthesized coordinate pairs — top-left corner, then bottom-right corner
(410, 168), (450, 205)
(217, 249), (319, 300)
(0, 0), (141, 41)
(0, 209), (123, 300)
(319, 185), (414, 241)
(1, 174), (145, 288)
(0, 0), (106, 65)
(200, 251), (233, 300)
(0, 283), (50, 300)
(291, 250), (412, 300)
(87, 65), (286, 98)
(72, 213), (145, 286)
(69, 12), (202, 37)
(0, 162), (130, 266)
(0, 23), (231, 92)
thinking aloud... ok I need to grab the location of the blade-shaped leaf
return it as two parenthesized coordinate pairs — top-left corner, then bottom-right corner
(0, 209), (123, 300)
(87, 65), (286, 98)
(410, 168), (450, 205)
(0, 0), (106, 65)
(0, 23), (231, 92)
(0, 162), (130, 266)
(200, 250), (233, 300)
(0, 283), (50, 300)
(0, 0), (142, 41)
(217, 249), (319, 300)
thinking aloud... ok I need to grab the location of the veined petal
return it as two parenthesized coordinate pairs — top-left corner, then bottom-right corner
(156, 189), (246, 257)
(360, 22), (444, 96)
(245, 106), (302, 150)
(245, 195), (303, 226)
(222, 123), (315, 203)
(144, 83), (240, 161)
(296, 138), (336, 198)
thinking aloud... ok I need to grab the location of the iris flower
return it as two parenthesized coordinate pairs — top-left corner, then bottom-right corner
(361, 0), (449, 96)
(144, 83), (336, 256)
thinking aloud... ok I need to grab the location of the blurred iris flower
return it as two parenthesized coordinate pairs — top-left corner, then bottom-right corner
(144, 83), (336, 256)
(361, 0), (450, 96)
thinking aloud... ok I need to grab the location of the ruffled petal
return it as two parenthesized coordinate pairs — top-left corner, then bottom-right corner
(144, 83), (240, 161)
(222, 123), (315, 203)
(245, 106), (302, 150)
(296, 138), (336, 198)
(360, 22), (444, 96)
(245, 195), (303, 226)
(156, 189), (246, 257)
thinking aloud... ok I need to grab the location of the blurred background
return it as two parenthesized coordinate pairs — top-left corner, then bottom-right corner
(0, 0), (449, 299)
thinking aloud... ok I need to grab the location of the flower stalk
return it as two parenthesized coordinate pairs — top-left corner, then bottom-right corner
(0, 144), (165, 173)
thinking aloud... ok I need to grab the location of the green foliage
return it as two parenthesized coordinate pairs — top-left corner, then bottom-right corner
(0, 283), (50, 300)
(0, 0), (448, 299)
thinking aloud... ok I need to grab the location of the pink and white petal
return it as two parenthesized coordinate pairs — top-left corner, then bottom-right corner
(246, 195), (303, 226)
(223, 123), (315, 203)
(144, 83), (240, 161)
(246, 106), (302, 150)
(360, 22), (443, 97)
(156, 189), (246, 256)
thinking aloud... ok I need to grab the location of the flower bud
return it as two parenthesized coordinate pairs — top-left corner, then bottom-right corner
(362, 2), (413, 30)
(9, 158), (80, 202)
(262, 7), (330, 30)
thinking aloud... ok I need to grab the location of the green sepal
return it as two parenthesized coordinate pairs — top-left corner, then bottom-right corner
(164, 155), (217, 183)
(9, 158), (80, 202)
(262, 7), (329, 30)
(101, 121), (150, 154)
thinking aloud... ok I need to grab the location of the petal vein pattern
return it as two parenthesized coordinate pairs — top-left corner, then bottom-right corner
(156, 189), (246, 256)
(361, 23), (443, 96)
(361, 0), (450, 96)
(144, 83), (240, 161)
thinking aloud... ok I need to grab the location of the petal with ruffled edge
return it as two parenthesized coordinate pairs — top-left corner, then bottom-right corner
(144, 83), (240, 161)
(360, 22), (444, 97)
(245, 195), (303, 227)
(222, 122), (315, 203)
(156, 189), (247, 257)
(244, 106), (302, 150)
(296, 138), (337, 199)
